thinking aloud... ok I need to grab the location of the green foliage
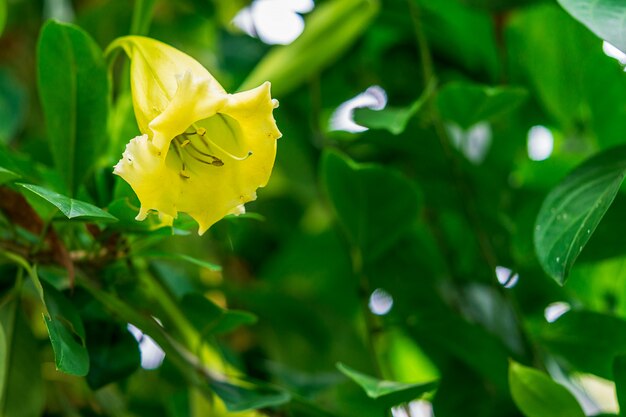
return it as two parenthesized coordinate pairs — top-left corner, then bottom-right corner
(4, 0), (626, 415)
(534, 145), (626, 284)
(240, 0), (379, 96)
(322, 150), (421, 261)
(558, 0), (626, 52)
(509, 361), (585, 417)
(337, 362), (437, 402)
(536, 311), (626, 379)
(19, 183), (118, 221)
(37, 20), (109, 196)
(436, 82), (527, 129)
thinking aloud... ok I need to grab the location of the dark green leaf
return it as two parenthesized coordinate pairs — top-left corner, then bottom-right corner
(37, 20), (109, 195)
(437, 82), (527, 129)
(509, 361), (585, 417)
(337, 362), (437, 401)
(0, 70), (27, 145)
(321, 150), (421, 260)
(353, 104), (419, 135)
(558, 0), (626, 52)
(18, 183), (117, 222)
(209, 380), (291, 412)
(85, 320), (140, 389)
(537, 311), (626, 379)
(181, 293), (257, 336)
(353, 82), (433, 135)
(613, 354), (626, 415)
(42, 281), (90, 376)
(534, 144), (626, 285)
(0, 298), (45, 417)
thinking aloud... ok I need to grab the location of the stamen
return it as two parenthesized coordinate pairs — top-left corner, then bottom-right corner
(172, 140), (191, 179)
(198, 134), (252, 161)
(189, 121), (252, 161)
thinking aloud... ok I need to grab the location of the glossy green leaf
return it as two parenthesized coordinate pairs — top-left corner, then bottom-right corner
(37, 20), (109, 196)
(0, 298), (45, 417)
(509, 361), (585, 417)
(209, 380), (291, 412)
(18, 183), (117, 222)
(534, 144), (626, 285)
(337, 362), (437, 400)
(558, 0), (626, 52)
(437, 82), (527, 129)
(537, 311), (626, 379)
(41, 281), (90, 376)
(613, 354), (626, 414)
(0, 167), (18, 185)
(240, 0), (379, 96)
(322, 150), (421, 260)
(181, 293), (257, 335)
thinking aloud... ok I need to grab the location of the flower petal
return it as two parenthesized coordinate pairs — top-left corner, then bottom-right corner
(177, 82), (281, 234)
(113, 134), (178, 224)
(107, 36), (226, 135)
(149, 70), (228, 153)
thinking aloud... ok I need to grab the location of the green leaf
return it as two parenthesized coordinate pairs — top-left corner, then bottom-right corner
(537, 311), (626, 379)
(209, 380), (291, 412)
(353, 102), (420, 136)
(85, 320), (140, 389)
(37, 20), (109, 196)
(141, 251), (222, 272)
(509, 361), (585, 417)
(0, 70), (27, 146)
(240, 0), (379, 97)
(534, 144), (626, 285)
(558, 0), (626, 52)
(18, 183), (117, 222)
(41, 281), (90, 376)
(321, 150), (421, 260)
(0, 167), (18, 185)
(0, 298), (45, 417)
(353, 81), (434, 135)
(181, 293), (257, 336)
(613, 354), (626, 415)
(437, 82), (527, 129)
(337, 362), (437, 401)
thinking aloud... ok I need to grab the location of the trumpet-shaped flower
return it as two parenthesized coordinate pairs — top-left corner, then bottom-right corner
(107, 36), (281, 234)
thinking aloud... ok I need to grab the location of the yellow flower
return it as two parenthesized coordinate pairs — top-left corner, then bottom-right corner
(107, 36), (281, 234)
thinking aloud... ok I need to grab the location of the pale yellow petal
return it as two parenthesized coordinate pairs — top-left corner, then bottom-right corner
(107, 36), (226, 134)
(149, 70), (228, 153)
(176, 82), (282, 234)
(113, 134), (179, 221)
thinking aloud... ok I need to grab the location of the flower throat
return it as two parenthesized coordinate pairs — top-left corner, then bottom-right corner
(170, 125), (252, 179)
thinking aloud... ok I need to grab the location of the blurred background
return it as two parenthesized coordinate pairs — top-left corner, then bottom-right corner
(2, 0), (626, 416)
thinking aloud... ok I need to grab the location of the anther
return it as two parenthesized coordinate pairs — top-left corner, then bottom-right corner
(196, 127), (207, 136)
